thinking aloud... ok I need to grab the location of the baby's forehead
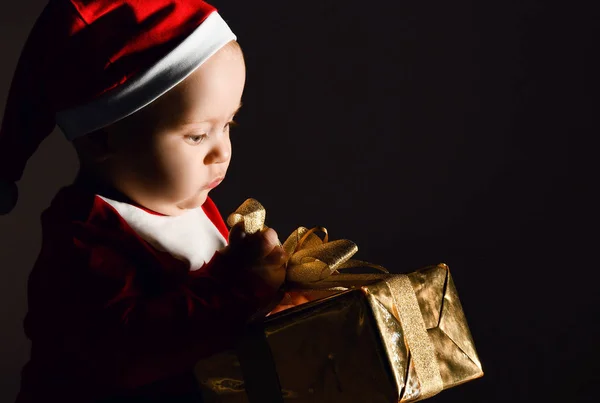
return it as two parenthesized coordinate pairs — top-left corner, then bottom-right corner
(145, 54), (244, 128)
(147, 83), (217, 128)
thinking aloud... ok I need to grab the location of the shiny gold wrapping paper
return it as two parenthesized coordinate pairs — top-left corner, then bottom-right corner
(194, 263), (483, 402)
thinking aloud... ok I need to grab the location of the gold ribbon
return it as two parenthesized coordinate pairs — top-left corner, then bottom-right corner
(226, 198), (387, 284)
(227, 198), (443, 400)
(387, 275), (444, 399)
(226, 198), (265, 235)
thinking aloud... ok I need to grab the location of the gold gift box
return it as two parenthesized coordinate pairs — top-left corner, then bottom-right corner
(194, 263), (483, 402)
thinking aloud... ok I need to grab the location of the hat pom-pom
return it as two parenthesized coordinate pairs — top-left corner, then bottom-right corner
(0, 179), (18, 215)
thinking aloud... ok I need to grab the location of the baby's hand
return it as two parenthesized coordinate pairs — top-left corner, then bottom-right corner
(269, 291), (310, 315)
(224, 222), (287, 291)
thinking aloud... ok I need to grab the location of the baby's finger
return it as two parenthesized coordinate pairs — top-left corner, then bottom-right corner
(258, 227), (281, 258)
(262, 245), (288, 267)
(260, 262), (286, 290)
(226, 223), (266, 263)
(228, 221), (247, 247)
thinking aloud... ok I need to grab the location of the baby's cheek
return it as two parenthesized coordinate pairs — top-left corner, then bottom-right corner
(150, 143), (206, 200)
(176, 162), (207, 197)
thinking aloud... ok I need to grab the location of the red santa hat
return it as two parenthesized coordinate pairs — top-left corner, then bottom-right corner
(0, 0), (236, 214)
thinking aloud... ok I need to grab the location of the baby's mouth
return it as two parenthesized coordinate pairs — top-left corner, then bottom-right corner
(205, 176), (224, 190)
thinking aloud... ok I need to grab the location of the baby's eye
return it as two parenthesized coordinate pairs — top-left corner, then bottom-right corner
(184, 134), (207, 145)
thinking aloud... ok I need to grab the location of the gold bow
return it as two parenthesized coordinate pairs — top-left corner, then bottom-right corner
(226, 198), (388, 287)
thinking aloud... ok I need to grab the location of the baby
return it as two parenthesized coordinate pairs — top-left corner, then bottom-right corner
(0, 0), (301, 401)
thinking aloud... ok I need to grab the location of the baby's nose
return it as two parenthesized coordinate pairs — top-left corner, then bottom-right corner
(205, 138), (230, 164)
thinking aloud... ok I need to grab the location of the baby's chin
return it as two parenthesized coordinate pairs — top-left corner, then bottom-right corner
(174, 190), (209, 212)
(140, 189), (209, 216)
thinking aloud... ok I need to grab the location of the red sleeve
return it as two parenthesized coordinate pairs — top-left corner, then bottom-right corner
(25, 191), (280, 398)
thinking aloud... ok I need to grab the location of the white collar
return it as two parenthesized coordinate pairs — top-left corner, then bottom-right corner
(98, 196), (227, 271)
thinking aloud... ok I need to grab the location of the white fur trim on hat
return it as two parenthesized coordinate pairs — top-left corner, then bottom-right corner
(55, 12), (236, 140)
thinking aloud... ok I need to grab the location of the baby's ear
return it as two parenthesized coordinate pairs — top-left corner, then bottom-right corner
(73, 128), (115, 163)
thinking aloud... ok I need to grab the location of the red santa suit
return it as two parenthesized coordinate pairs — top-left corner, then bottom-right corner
(15, 180), (276, 403)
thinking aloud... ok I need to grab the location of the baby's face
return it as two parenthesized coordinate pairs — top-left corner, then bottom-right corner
(102, 42), (245, 216)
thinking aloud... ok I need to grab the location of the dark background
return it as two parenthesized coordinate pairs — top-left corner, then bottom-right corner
(0, 0), (594, 402)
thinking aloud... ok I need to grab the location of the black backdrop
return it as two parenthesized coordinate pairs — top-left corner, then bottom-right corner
(0, 1), (594, 402)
